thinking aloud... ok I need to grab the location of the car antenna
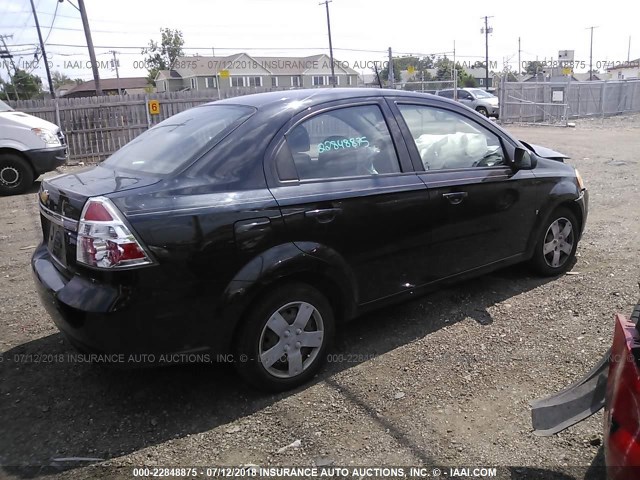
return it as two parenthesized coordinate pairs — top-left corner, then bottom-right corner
(373, 64), (383, 88)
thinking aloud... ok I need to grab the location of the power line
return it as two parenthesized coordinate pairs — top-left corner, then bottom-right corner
(42, 0), (60, 45)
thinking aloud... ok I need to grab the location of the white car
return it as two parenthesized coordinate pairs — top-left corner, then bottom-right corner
(436, 88), (500, 118)
(0, 99), (67, 195)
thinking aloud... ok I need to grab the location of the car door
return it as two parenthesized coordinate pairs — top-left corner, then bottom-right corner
(390, 100), (541, 280)
(265, 99), (432, 305)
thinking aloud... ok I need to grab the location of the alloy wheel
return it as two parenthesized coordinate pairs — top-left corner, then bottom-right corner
(543, 217), (574, 268)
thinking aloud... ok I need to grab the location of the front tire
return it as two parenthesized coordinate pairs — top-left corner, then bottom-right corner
(234, 283), (335, 391)
(530, 207), (579, 276)
(476, 106), (489, 117)
(0, 153), (34, 196)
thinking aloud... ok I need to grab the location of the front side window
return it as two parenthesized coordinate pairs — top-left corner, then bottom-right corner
(438, 90), (454, 98)
(398, 104), (505, 170)
(284, 105), (401, 181)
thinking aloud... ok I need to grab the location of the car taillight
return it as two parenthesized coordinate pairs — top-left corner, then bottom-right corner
(605, 313), (640, 475)
(77, 196), (154, 269)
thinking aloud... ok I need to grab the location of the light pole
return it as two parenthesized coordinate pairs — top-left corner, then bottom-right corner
(587, 26), (598, 81)
(481, 16), (493, 90)
(319, 0), (336, 87)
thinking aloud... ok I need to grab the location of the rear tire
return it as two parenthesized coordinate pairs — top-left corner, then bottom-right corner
(0, 153), (34, 196)
(530, 207), (579, 276)
(234, 283), (334, 391)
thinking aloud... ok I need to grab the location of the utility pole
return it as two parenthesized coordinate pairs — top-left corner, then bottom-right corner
(77, 0), (102, 95)
(587, 26), (598, 81)
(319, 1), (335, 87)
(481, 16), (493, 90)
(0, 34), (20, 100)
(28, 0), (55, 97)
(388, 47), (394, 89)
(628, 36), (631, 63)
(453, 40), (457, 100)
(110, 50), (121, 95)
(518, 37), (521, 76)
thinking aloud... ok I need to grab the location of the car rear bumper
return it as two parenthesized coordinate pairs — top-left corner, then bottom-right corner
(31, 243), (228, 361)
(24, 146), (67, 175)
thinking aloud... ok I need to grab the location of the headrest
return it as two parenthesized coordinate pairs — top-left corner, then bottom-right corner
(288, 126), (310, 153)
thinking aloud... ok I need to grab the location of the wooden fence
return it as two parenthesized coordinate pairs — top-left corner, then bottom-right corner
(7, 88), (288, 164)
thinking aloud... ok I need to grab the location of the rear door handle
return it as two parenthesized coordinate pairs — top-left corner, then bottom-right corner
(442, 192), (468, 205)
(305, 208), (342, 223)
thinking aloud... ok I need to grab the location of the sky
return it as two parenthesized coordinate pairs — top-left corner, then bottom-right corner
(0, 0), (637, 87)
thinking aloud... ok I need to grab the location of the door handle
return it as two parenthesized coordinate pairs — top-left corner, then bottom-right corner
(442, 192), (468, 205)
(305, 208), (342, 223)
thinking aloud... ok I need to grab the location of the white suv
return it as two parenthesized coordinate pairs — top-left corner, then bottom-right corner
(437, 88), (500, 118)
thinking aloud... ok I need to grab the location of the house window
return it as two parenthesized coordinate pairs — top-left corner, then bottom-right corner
(205, 77), (217, 89)
(249, 76), (262, 87)
(479, 78), (484, 85)
(271, 77), (278, 87)
(291, 76), (302, 87)
(231, 77), (245, 87)
(162, 80), (167, 91)
(190, 78), (197, 90)
(312, 76), (326, 86)
(333, 76), (339, 86)
(346, 76), (352, 86)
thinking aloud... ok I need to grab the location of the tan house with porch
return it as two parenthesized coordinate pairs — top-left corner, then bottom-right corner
(155, 53), (360, 94)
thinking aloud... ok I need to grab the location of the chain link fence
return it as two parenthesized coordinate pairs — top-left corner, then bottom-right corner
(498, 79), (640, 125)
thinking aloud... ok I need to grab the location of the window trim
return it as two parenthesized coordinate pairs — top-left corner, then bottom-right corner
(279, 102), (407, 183)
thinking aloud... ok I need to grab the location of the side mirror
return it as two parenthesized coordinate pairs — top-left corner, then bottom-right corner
(513, 147), (536, 170)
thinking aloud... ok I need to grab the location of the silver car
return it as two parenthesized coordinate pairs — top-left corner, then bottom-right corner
(437, 88), (499, 118)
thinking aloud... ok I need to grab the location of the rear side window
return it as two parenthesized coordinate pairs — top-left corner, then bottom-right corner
(284, 105), (401, 180)
(438, 90), (454, 98)
(103, 105), (254, 175)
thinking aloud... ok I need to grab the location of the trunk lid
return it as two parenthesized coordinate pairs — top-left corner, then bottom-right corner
(39, 165), (161, 272)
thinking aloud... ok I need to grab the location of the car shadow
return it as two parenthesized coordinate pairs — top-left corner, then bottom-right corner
(1, 263), (562, 477)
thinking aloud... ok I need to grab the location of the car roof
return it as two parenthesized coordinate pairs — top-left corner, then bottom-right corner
(206, 88), (442, 110)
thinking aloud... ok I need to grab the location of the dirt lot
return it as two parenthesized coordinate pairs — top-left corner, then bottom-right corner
(1, 114), (639, 480)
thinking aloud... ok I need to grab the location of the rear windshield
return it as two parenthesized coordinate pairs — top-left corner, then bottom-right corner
(102, 104), (255, 175)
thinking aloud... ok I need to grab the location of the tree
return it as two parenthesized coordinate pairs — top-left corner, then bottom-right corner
(52, 71), (72, 90)
(524, 60), (545, 75)
(142, 28), (185, 84)
(377, 55), (436, 85)
(0, 70), (42, 100)
(434, 56), (474, 85)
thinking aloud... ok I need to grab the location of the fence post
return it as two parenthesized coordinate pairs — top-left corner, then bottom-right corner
(144, 94), (151, 129)
(600, 81), (606, 117)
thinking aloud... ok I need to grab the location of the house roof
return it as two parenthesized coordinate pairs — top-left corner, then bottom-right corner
(172, 53), (359, 77)
(155, 70), (181, 81)
(62, 77), (150, 95)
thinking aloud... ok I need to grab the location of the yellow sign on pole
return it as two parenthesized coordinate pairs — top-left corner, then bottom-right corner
(562, 67), (573, 76)
(407, 65), (416, 75)
(148, 99), (160, 115)
(219, 69), (230, 79)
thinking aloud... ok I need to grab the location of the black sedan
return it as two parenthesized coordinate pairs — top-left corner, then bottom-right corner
(32, 88), (588, 390)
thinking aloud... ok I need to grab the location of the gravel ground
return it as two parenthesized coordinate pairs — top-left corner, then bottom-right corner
(0, 114), (639, 480)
